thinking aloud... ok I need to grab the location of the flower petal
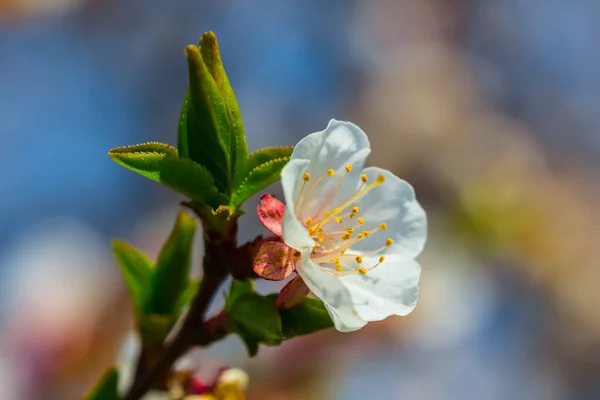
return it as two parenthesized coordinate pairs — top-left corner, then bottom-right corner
(276, 275), (310, 309)
(290, 120), (371, 174)
(295, 249), (366, 332)
(253, 241), (295, 281)
(283, 120), (372, 219)
(339, 254), (421, 321)
(257, 193), (285, 236)
(351, 167), (427, 258)
(281, 159), (315, 250)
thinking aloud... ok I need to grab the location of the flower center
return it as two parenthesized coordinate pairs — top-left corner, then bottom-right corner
(295, 165), (394, 276)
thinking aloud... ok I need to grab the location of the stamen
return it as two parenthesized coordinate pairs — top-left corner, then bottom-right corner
(342, 233), (352, 240)
(361, 174), (368, 183)
(356, 256), (363, 264)
(350, 206), (359, 218)
(361, 231), (371, 237)
(357, 233), (365, 239)
(358, 267), (367, 275)
(305, 218), (313, 226)
(357, 217), (365, 225)
(386, 238), (394, 246)
(380, 222), (387, 231)
(346, 228), (354, 234)
(335, 264), (344, 271)
(335, 217), (343, 224)
(345, 165), (353, 173)
(331, 258), (340, 263)
(327, 169), (335, 176)
(376, 174), (385, 184)
(379, 255), (385, 263)
(303, 173), (311, 182)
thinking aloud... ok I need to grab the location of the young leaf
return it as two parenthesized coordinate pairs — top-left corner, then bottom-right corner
(108, 150), (227, 208)
(175, 279), (200, 312)
(228, 292), (284, 354)
(184, 45), (232, 193)
(149, 212), (197, 315)
(177, 90), (190, 159)
(200, 31), (248, 186)
(278, 297), (334, 338)
(243, 146), (293, 180)
(111, 240), (153, 321)
(231, 156), (291, 208)
(226, 279), (254, 309)
(109, 142), (178, 158)
(85, 368), (120, 400)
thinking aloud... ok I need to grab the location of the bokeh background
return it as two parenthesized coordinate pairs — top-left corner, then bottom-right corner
(2, 0), (600, 399)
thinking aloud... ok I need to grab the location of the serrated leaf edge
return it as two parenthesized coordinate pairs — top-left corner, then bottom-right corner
(232, 155), (291, 204)
(109, 151), (229, 206)
(108, 142), (178, 155)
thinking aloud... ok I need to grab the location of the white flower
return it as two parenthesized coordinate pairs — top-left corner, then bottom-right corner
(280, 120), (427, 332)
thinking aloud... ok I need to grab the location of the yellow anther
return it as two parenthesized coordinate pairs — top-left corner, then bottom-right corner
(376, 174), (385, 184)
(357, 233), (365, 239)
(331, 258), (341, 263)
(323, 211), (331, 218)
(362, 231), (371, 237)
(380, 222), (387, 231)
(386, 238), (394, 246)
(346, 228), (354, 233)
(327, 169), (335, 176)
(318, 236), (324, 243)
(303, 173), (311, 181)
(358, 267), (368, 275)
(305, 218), (313, 226)
(351, 206), (359, 214)
(361, 174), (368, 183)
(332, 207), (340, 214)
(308, 227), (317, 235)
(379, 255), (385, 263)
(341, 249), (347, 254)
(357, 217), (365, 224)
(335, 264), (344, 271)
(335, 217), (343, 224)
(345, 165), (353, 173)
(342, 233), (352, 240)
(356, 256), (363, 264)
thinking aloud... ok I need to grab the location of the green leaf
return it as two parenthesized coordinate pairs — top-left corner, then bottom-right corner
(175, 279), (200, 312)
(228, 292), (284, 356)
(177, 90), (190, 159)
(111, 240), (153, 322)
(200, 31), (248, 186)
(226, 279), (254, 309)
(108, 150), (227, 208)
(184, 45), (232, 193)
(244, 146), (294, 179)
(149, 212), (197, 315)
(278, 297), (334, 338)
(231, 153), (292, 208)
(109, 142), (178, 157)
(85, 368), (120, 400)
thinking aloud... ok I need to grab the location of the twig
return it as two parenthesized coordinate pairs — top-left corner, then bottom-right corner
(123, 271), (226, 400)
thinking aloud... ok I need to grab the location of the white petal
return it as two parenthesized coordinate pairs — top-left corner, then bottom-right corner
(339, 254), (421, 321)
(281, 159), (315, 250)
(351, 167), (427, 258)
(287, 120), (372, 219)
(295, 249), (366, 332)
(290, 120), (371, 174)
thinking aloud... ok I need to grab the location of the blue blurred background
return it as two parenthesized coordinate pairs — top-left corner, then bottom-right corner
(2, 0), (600, 399)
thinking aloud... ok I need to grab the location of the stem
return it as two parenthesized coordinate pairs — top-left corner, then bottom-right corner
(124, 272), (226, 400)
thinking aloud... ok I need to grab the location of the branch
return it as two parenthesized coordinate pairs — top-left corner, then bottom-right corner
(123, 271), (226, 400)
